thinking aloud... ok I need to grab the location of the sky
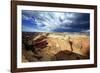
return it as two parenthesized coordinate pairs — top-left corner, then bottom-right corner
(22, 10), (90, 33)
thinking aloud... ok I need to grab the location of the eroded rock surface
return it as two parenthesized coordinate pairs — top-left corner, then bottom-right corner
(22, 32), (90, 62)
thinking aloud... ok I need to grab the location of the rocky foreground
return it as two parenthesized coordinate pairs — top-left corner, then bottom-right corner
(22, 32), (90, 62)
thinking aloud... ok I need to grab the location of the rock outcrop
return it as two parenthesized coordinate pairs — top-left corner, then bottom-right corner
(22, 32), (90, 62)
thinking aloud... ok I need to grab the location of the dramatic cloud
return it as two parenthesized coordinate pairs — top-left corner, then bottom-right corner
(22, 10), (90, 32)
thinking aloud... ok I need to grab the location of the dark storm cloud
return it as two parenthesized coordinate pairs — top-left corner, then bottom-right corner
(22, 10), (90, 32)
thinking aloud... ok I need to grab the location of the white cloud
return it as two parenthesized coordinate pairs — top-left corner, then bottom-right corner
(33, 12), (77, 31)
(22, 15), (29, 20)
(22, 10), (89, 32)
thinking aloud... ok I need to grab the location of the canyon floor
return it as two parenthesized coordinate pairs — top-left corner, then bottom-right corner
(22, 32), (90, 62)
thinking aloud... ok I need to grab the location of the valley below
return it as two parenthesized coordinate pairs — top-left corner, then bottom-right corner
(22, 32), (90, 62)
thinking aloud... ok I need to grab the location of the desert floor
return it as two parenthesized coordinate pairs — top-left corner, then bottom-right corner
(22, 32), (90, 62)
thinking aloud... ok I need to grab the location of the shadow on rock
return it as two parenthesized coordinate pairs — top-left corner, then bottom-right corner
(54, 50), (89, 61)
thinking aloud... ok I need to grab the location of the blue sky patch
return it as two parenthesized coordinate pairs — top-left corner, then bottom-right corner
(22, 10), (90, 33)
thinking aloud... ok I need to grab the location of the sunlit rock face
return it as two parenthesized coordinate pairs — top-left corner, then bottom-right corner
(22, 32), (90, 62)
(72, 37), (90, 56)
